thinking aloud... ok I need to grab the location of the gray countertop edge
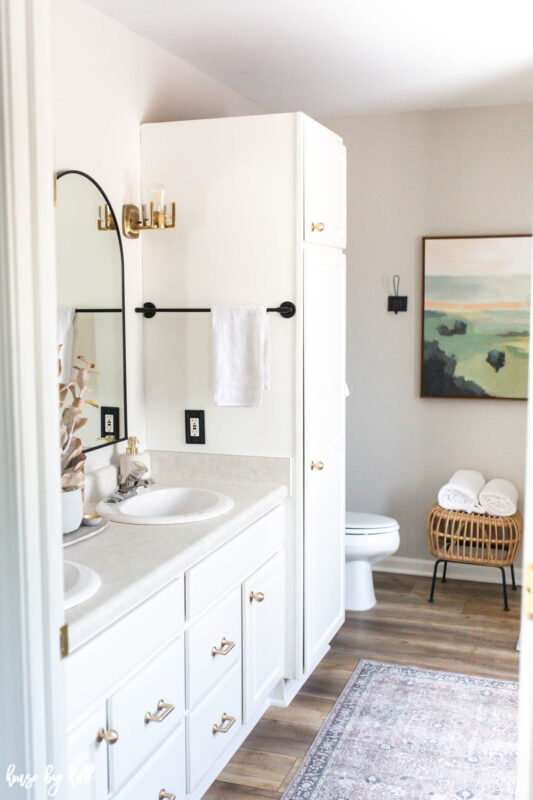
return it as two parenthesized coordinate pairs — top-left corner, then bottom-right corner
(65, 481), (288, 653)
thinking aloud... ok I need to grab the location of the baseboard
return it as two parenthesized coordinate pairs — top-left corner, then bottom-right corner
(375, 555), (522, 586)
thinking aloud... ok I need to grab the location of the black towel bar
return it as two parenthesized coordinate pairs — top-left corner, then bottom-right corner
(134, 301), (296, 319)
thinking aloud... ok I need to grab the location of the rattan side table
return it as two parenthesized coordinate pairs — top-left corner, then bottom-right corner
(427, 504), (523, 611)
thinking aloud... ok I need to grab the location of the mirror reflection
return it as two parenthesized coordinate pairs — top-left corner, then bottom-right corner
(55, 171), (127, 451)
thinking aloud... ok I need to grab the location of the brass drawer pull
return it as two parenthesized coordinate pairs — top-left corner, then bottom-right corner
(159, 792), (175, 800)
(249, 591), (265, 603)
(310, 461), (324, 471)
(311, 222), (325, 232)
(211, 637), (236, 656)
(212, 713), (236, 734)
(144, 699), (175, 724)
(96, 728), (118, 744)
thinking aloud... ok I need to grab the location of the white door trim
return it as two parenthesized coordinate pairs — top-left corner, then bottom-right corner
(0, 0), (65, 795)
(516, 225), (533, 797)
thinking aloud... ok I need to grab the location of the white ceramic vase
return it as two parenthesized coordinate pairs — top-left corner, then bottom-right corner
(61, 487), (83, 534)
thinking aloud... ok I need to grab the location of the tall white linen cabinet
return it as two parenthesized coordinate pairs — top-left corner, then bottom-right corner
(141, 112), (346, 692)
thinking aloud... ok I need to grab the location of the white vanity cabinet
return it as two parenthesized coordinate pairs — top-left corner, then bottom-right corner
(66, 503), (286, 800)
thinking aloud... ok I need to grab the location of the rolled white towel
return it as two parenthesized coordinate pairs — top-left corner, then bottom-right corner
(437, 470), (486, 513)
(478, 478), (518, 517)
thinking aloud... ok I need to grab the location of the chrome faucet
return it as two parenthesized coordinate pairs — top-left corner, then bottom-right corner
(105, 461), (155, 503)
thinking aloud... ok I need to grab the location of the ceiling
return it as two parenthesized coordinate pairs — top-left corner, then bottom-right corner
(82, 0), (533, 117)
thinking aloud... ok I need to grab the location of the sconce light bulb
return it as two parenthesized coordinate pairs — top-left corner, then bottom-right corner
(151, 183), (166, 212)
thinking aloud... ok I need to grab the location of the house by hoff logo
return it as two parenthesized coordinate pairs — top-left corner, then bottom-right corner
(5, 763), (95, 795)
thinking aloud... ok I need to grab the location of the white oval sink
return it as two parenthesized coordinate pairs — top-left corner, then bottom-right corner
(96, 487), (234, 525)
(64, 560), (101, 610)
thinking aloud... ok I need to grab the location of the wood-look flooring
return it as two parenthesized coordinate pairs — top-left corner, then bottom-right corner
(204, 572), (521, 799)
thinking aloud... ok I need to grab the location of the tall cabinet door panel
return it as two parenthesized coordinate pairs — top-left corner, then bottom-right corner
(243, 551), (285, 721)
(304, 247), (346, 671)
(304, 121), (347, 249)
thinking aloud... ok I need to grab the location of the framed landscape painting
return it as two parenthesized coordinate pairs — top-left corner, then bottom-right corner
(421, 235), (532, 399)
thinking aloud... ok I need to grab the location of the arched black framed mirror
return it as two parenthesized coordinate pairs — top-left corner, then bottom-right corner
(55, 170), (127, 452)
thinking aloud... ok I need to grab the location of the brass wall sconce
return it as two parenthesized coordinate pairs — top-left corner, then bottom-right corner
(122, 184), (176, 239)
(97, 204), (116, 231)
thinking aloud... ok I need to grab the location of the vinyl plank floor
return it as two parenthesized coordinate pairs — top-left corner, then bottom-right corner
(203, 573), (520, 798)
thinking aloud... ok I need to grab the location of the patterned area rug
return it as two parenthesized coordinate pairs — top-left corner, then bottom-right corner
(282, 660), (518, 800)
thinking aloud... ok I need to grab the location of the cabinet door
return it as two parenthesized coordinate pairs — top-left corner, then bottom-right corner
(243, 551), (285, 721)
(66, 706), (108, 800)
(304, 247), (346, 671)
(304, 120), (346, 248)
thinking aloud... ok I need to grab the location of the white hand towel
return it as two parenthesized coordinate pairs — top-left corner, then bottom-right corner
(212, 305), (269, 407)
(437, 469), (486, 512)
(478, 478), (518, 517)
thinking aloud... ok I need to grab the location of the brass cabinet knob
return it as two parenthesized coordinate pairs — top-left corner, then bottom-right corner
(211, 637), (236, 656)
(212, 712), (236, 734)
(311, 222), (325, 232)
(159, 792), (176, 800)
(144, 699), (175, 724)
(310, 461), (324, 471)
(96, 728), (118, 744)
(249, 591), (265, 603)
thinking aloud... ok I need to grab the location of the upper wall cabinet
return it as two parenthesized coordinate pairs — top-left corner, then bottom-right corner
(304, 120), (347, 249)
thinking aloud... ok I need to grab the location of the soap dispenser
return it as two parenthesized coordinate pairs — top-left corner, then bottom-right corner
(119, 436), (151, 480)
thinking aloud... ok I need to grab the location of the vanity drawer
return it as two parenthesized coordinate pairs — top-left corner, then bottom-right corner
(186, 586), (241, 708)
(66, 577), (185, 720)
(108, 636), (185, 793)
(187, 662), (242, 791)
(186, 504), (285, 619)
(114, 723), (186, 800)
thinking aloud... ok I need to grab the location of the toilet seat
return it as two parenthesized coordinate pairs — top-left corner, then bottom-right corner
(345, 511), (399, 535)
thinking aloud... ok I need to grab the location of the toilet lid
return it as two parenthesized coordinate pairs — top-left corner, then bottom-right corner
(345, 511), (399, 532)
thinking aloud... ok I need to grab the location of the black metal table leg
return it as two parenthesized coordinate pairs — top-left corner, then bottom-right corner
(429, 559), (444, 603)
(499, 567), (510, 612)
(511, 563), (517, 591)
(442, 561), (448, 583)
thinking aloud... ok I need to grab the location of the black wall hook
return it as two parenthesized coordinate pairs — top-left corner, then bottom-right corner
(388, 275), (408, 314)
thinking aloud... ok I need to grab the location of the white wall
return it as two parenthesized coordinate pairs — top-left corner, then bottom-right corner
(140, 114), (300, 457)
(51, 0), (262, 471)
(325, 105), (533, 560)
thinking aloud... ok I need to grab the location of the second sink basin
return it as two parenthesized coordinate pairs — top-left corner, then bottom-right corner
(97, 487), (234, 525)
(64, 560), (101, 610)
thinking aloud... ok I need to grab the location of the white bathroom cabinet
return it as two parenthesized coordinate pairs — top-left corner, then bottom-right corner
(243, 551), (285, 720)
(66, 504), (285, 799)
(304, 247), (346, 668)
(141, 112), (347, 686)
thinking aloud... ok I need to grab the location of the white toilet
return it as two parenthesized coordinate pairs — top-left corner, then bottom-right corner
(345, 512), (400, 611)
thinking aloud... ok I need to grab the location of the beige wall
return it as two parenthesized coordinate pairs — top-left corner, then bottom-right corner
(51, 0), (263, 472)
(325, 105), (533, 561)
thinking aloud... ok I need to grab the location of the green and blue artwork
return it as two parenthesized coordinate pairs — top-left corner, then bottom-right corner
(422, 236), (532, 399)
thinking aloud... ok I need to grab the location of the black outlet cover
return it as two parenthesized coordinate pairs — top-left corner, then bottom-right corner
(185, 410), (205, 444)
(101, 406), (119, 438)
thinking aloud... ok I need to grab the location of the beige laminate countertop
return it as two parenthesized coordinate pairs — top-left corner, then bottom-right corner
(65, 479), (288, 652)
